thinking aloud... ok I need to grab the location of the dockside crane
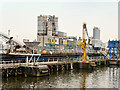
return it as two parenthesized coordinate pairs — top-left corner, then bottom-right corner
(79, 23), (89, 63)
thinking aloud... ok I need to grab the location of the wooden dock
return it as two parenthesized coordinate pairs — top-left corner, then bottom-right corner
(1, 59), (120, 77)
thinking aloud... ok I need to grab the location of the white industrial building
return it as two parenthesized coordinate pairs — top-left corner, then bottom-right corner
(37, 15), (67, 47)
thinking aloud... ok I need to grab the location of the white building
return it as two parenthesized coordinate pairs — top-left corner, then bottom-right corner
(92, 39), (106, 48)
(37, 15), (67, 47)
(91, 27), (106, 49)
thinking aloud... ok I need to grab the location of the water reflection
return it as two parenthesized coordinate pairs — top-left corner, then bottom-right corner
(2, 66), (119, 88)
(108, 66), (118, 88)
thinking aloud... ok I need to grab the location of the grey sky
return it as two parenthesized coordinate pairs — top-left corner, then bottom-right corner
(0, 0), (118, 43)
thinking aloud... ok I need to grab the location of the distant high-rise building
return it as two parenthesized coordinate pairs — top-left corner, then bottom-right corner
(93, 27), (100, 40)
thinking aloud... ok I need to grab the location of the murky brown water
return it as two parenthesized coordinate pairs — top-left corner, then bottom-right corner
(1, 66), (120, 89)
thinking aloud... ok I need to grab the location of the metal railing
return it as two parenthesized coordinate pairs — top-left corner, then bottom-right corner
(0, 60), (24, 65)
(88, 56), (106, 60)
(0, 55), (109, 65)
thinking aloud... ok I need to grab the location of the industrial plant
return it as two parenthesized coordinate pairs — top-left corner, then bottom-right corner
(23, 15), (106, 55)
(0, 14), (120, 80)
(0, 0), (120, 88)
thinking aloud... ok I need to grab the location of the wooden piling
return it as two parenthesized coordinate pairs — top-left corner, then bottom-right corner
(15, 69), (17, 76)
(57, 64), (59, 72)
(71, 63), (73, 70)
(99, 60), (101, 66)
(105, 60), (106, 65)
(51, 65), (53, 72)
(62, 64), (64, 71)
(66, 64), (68, 70)
(7, 69), (8, 78)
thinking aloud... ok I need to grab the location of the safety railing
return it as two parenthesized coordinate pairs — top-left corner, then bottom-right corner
(88, 56), (106, 60)
(36, 57), (75, 63)
(0, 60), (24, 65)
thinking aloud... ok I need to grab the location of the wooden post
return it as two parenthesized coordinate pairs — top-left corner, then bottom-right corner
(48, 58), (49, 62)
(7, 69), (9, 77)
(43, 59), (44, 62)
(51, 65), (53, 72)
(15, 69), (17, 76)
(71, 63), (73, 70)
(33, 57), (36, 65)
(57, 58), (59, 62)
(99, 60), (101, 66)
(62, 64), (64, 71)
(105, 60), (106, 65)
(67, 64), (68, 70)
(57, 65), (59, 71)
(25, 73), (27, 77)
(62, 58), (63, 62)
(118, 61), (120, 66)
(36, 56), (39, 62)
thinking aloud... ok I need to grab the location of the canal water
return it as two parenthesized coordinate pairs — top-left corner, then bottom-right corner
(2, 66), (120, 89)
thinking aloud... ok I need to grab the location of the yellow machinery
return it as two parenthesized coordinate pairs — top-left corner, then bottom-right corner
(42, 49), (47, 54)
(79, 23), (89, 63)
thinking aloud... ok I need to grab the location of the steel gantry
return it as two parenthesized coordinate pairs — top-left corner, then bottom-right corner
(108, 40), (119, 60)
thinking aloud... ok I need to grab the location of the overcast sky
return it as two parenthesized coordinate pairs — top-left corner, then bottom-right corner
(0, 0), (118, 43)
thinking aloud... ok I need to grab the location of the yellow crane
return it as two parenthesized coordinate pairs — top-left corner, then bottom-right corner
(79, 23), (89, 63)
